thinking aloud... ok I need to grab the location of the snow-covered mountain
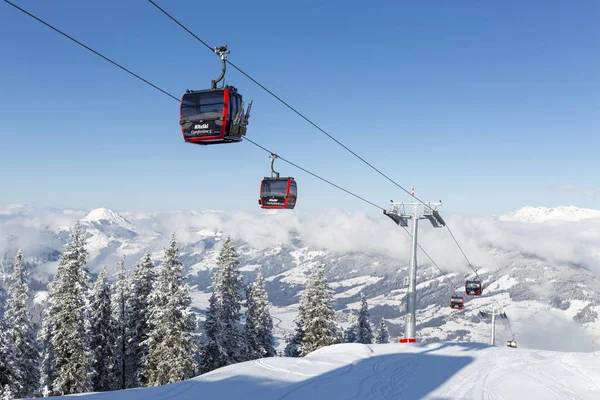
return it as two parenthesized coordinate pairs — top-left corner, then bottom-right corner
(45, 342), (600, 400)
(499, 205), (600, 223)
(1, 204), (600, 353)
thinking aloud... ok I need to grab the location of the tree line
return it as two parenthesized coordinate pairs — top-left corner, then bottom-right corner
(0, 223), (390, 398)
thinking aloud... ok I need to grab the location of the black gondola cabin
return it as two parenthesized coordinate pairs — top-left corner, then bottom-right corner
(259, 178), (297, 209)
(450, 296), (464, 310)
(179, 86), (249, 145)
(465, 280), (482, 296)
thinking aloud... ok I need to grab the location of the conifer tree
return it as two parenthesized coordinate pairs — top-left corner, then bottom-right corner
(198, 292), (227, 374)
(375, 317), (390, 344)
(299, 264), (340, 356)
(89, 266), (117, 392)
(283, 315), (303, 357)
(244, 270), (276, 359)
(112, 256), (128, 390)
(212, 236), (245, 363)
(0, 316), (19, 395)
(38, 298), (54, 396)
(143, 234), (197, 386)
(343, 314), (358, 343)
(125, 253), (155, 388)
(4, 250), (38, 397)
(356, 293), (374, 344)
(43, 223), (94, 395)
(242, 285), (260, 361)
(1, 384), (15, 400)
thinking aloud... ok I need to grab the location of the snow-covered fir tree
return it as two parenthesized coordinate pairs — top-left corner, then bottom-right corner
(38, 298), (54, 397)
(42, 223), (94, 395)
(343, 314), (358, 343)
(242, 285), (260, 360)
(89, 266), (117, 392)
(0, 316), (19, 395)
(1, 384), (14, 400)
(198, 292), (227, 374)
(244, 270), (276, 359)
(213, 236), (246, 364)
(125, 252), (155, 388)
(356, 293), (373, 344)
(112, 256), (128, 390)
(375, 317), (390, 344)
(4, 250), (38, 397)
(283, 315), (303, 357)
(143, 234), (197, 386)
(298, 264), (340, 356)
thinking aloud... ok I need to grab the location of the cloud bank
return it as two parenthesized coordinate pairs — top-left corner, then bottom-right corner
(1, 205), (599, 277)
(512, 309), (593, 353)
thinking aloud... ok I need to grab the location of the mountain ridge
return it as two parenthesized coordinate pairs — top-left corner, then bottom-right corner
(1, 204), (599, 352)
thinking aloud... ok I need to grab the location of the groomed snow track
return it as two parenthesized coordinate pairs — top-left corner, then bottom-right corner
(45, 342), (600, 400)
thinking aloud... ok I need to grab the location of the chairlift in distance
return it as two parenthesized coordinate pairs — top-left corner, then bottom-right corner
(259, 154), (297, 209)
(179, 45), (252, 145)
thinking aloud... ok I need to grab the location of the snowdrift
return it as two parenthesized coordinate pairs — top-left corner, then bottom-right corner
(35, 342), (600, 399)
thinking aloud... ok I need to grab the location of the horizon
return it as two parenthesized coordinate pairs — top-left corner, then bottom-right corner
(2, 202), (600, 279)
(2, 202), (600, 217)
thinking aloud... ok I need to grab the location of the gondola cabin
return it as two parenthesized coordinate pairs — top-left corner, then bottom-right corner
(259, 178), (297, 209)
(506, 340), (517, 348)
(465, 280), (482, 296)
(450, 296), (464, 310)
(179, 86), (250, 145)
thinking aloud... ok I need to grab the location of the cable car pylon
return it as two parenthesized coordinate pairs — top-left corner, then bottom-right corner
(479, 304), (510, 346)
(383, 186), (445, 343)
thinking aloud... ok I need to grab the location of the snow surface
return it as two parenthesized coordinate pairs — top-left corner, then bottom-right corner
(500, 206), (600, 223)
(44, 342), (600, 400)
(82, 208), (136, 230)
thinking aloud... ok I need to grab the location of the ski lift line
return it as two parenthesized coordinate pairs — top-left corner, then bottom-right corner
(146, 0), (488, 294)
(146, 0), (432, 206)
(147, 0), (214, 53)
(6, 0), (470, 323)
(244, 137), (386, 211)
(446, 224), (479, 279)
(2, 1), (387, 213)
(399, 227), (459, 292)
(2, 0), (384, 213)
(2, 0), (180, 102)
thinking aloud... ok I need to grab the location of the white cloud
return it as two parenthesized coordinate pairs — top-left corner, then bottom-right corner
(1, 205), (599, 278)
(512, 309), (592, 353)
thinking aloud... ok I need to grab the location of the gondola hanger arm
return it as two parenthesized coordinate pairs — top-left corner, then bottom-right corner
(211, 45), (230, 89)
(270, 153), (280, 178)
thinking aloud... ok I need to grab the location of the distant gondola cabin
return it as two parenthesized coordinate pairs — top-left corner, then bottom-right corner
(450, 296), (464, 310)
(465, 280), (482, 296)
(259, 178), (297, 209)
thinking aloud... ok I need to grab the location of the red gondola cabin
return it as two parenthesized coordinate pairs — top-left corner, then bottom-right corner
(450, 296), (464, 310)
(465, 280), (482, 296)
(259, 178), (297, 209)
(179, 86), (251, 145)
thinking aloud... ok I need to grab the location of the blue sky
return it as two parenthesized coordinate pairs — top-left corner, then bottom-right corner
(1, 0), (598, 217)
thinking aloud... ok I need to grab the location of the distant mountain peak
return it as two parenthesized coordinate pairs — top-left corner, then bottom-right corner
(499, 206), (600, 223)
(81, 208), (135, 230)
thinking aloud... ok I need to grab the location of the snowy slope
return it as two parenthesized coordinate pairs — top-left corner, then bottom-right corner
(43, 342), (600, 400)
(500, 206), (600, 223)
(2, 204), (600, 352)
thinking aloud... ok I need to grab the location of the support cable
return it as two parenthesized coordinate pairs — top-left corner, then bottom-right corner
(5, 0), (476, 322)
